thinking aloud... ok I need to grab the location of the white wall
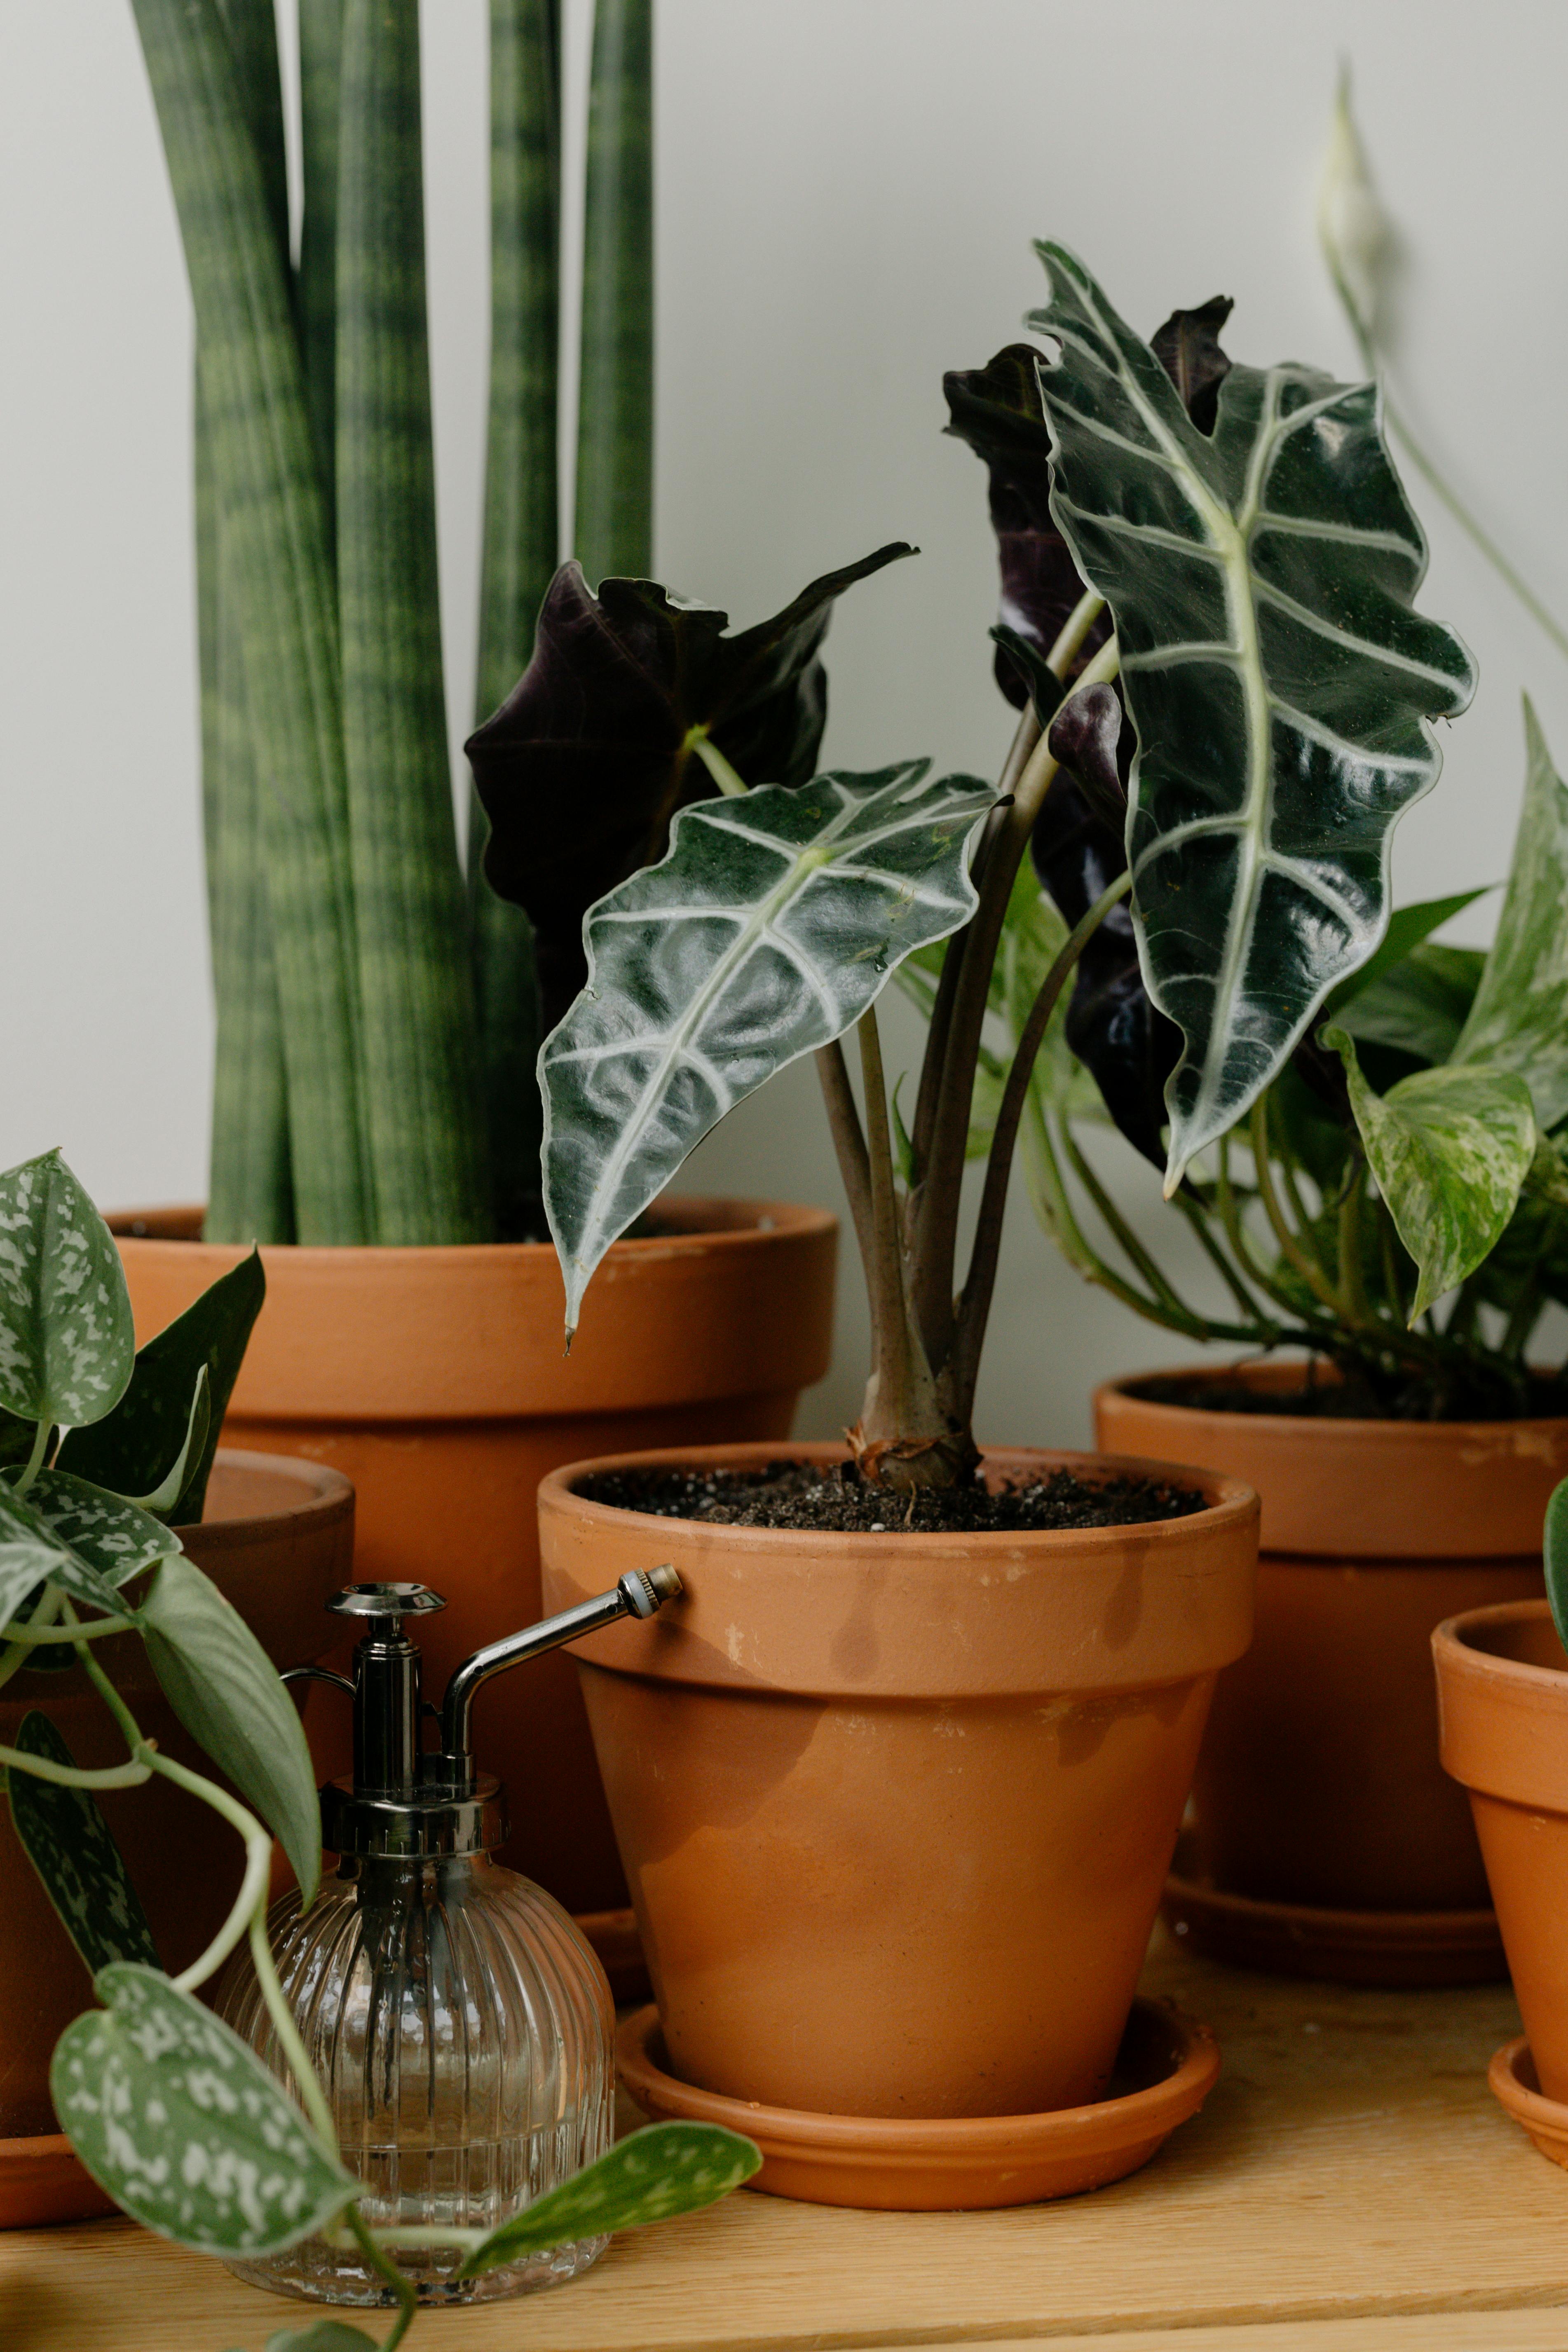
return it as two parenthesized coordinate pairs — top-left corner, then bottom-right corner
(4, 0), (1566, 1447)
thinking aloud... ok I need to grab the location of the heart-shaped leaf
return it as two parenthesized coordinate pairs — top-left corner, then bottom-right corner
(0, 1151), (134, 1430)
(459, 2121), (760, 2279)
(0, 1481), (143, 1635)
(1545, 1477), (1568, 1659)
(1323, 1025), (1536, 1318)
(1029, 245), (1477, 1192)
(1451, 697), (1568, 1129)
(139, 1551), (320, 1904)
(26, 1470), (184, 1590)
(58, 1248), (264, 1523)
(52, 1964), (356, 2254)
(8, 1712), (160, 1979)
(468, 547), (914, 1032)
(543, 761), (996, 1333)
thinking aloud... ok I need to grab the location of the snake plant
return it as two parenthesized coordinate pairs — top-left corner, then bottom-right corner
(131, 0), (656, 1245)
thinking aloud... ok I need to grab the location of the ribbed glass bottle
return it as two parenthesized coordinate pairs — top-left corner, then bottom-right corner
(218, 1854), (615, 2306)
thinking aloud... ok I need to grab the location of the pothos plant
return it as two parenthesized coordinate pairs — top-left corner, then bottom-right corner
(0, 1152), (754, 2350)
(469, 244), (1479, 1482)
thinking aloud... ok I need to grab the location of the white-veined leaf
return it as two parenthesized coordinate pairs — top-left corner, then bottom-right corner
(0, 1150), (134, 1428)
(1451, 697), (1568, 1128)
(542, 761), (996, 1331)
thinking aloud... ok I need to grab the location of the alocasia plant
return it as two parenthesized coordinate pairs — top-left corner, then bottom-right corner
(473, 243), (1485, 1475)
(0, 1151), (755, 2350)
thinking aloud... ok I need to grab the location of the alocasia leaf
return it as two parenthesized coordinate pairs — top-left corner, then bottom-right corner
(52, 1964), (356, 2254)
(1451, 697), (1568, 1128)
(0, 1150), (135, 1430)
(1323, 1025), (1536, 1318)
(458, 2122), (760, 2278)
(543, 761), (996, 1332)
(57, 1248), (264, 1522)
(1149, 296), (1234, 434)
(8, 1712), (161, 1979)
(1029, 244), (1477, 1192)
(0, 1480), (146, 1635)
(468, 546), (914, 1031)
(138, 1551), (321, 1903)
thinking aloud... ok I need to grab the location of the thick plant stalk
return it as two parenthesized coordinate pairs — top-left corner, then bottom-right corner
(575, 0), (653, 584)
(298, 0), (345, 534)
(336, 0), (490, 1242)
(133, 0), (373, 1243)
(468, 0), (560, 1239)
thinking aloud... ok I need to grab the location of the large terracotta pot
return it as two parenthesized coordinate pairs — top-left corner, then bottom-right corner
(1434, 1601), (1568, 2097)
(112, 1200), (836, 1917)
(539, 1441), (1257, 2120)
(0, 1454), (350, 2155)
(1095, 1364), (1566, 1914)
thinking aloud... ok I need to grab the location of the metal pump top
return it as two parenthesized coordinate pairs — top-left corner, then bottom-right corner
(287, 1565), (681, 1861)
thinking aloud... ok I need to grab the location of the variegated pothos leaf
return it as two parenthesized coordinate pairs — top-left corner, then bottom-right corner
(1451, 696), (1568, 1128)
(0, 1151), (135, 1428)
(1027, 246), (1476, 1193)
(542, 761), (996, 1331)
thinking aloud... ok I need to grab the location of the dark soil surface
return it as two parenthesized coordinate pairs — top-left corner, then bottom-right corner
(1129, 1369), (1568, 1423)
(576, 1460), (1208, 1535)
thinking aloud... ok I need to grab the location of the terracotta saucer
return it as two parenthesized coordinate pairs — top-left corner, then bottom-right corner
(1163, 1846), (1507, 1989)
(1489, 2037), (1568, 2167)
(574, 1906), (651, 2006)
(0, 2132), (117, 2231)
(615, 1997), (1218, 2210)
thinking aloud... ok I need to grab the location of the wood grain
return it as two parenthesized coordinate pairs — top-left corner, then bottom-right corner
(4, 1930), (1567, 2352)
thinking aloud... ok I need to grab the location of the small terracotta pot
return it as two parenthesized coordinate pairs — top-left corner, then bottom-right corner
(539, 1441), (1257, 2122)
(0, 1453), (351, 2144)
(1434, 1600), (1568, 2098)
(112, 1200), (836, 1916)
(1096, 1365), (1565, 1916)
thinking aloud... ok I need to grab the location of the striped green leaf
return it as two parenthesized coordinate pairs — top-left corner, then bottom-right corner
(9, 1714), (160, 1980)
(1451, 698), (1568, 1130)
(1028, 245), (1476, 1194)
(0, 1151), (134, 1430)
(1545, 1478), (1568, 1658)
(575, 0), (652, 584)
(298, 0), (345, 534)
(459, 2122), (759, 2277)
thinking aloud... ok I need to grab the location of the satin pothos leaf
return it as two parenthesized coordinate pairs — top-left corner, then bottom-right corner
(543, 762), (996, 1332)
(468, 547), (914, 1031)
(25, 1470), (183, 1590)
(1323, 1025), (1535, 1319)
(459, 2122), (760, 2277)
(1451, 698), (1568, 1129)
(1029, 244), (1477, 1193)
(0, 1479), (150, 1636)
(0, 1151), (134, 1430)
(8, 1712), (160, 1980)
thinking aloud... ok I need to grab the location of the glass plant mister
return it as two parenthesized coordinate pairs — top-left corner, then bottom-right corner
(219, 1567), (680, 2307)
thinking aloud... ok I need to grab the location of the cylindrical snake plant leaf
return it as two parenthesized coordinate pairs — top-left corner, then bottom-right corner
(298, 0), (344, 534)
(336, 0), (490, 1242)
(468, 0), (561, 1240)
(132, 0), (373, 1243)
(574, 0), (653, 584)
(1026, 245), (1477, 1196)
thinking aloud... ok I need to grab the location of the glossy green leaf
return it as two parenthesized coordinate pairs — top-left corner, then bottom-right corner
(459, 2121), (760, 2278)
(1322, 887), (1491, 1017)
(1028, 246), (1476, 1194)
(0, 1482), (143, 1635)
(57, 1249), (263, 1524)
(1451, 698), (1568, 1128)
(1545, 1477), (1568, 1659)
(139, 1552), (320, 1904)
(255, 2326), (381, 2352)
(8, 1713), (160, 1979)
(1333, 943), (1486, 1068)
(52, 1965), (356, 2254)
(26, 1470), (183, 1590)
(1526, 1131), (1568, 1210)
(1323, 1026), (1536, 1318)
(543, 762), (996, 1334)
(0, 1151), (134, 1430)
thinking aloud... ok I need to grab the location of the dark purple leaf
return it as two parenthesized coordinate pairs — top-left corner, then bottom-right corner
(466, 546), (914, 1029)
(1046, 681), (1127, 835)
(1149, 297), (1233, 436)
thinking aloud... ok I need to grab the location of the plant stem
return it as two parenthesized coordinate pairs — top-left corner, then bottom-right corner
(1174, 1190), (1280, 1333)
(15, 1416), (50, 1496)
(1337, 1162), (1372, 1328)
(814, 1039), (874, 1272)
(1249, 1100), (1343, 1315)
(692, 734), (749, 797)
(1, 1614), (134, 1645)
(348, 2205), (420, 2344)
(0, 1743), (151, 1791)
(855, 1008), (925, 1428)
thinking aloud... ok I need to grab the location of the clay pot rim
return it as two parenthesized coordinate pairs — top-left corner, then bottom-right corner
(615, 1998), (1217, 2153)
(1490, 2035), (1562, 2128)
(541, 1438), (1257, 1555)
(1098, 1360), (1568, 1443)
(172, 1447), (354, 1545)
(1433, 1597), (1564, 1695)
(108, 1196), (833, 1267)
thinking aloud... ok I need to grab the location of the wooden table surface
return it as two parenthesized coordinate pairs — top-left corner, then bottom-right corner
(4, 1928), (1566, 2352)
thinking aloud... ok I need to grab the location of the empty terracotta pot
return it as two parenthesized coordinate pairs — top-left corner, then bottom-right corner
(1434, 1601), (1568, 2097)
(112, 1200), (836, 1916)
(1096, 1366), (1565, 1914)
(539, 1442), (1257, 2121)
(0, 1454), (351, 2146)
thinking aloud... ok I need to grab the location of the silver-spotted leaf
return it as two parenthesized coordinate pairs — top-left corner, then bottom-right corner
(1451, 698), (1568, 1129)
(0, 1480), (140, 1634)
(8, 1712), (159, 1978)
(0, 1151), (135, 1428)
(1027, 246), (1476, 1193)
(52, 1964), (356, 2254)
(543, 761), (996, 1331)
(1324, 1025), (1536, 1318)
(26, 1469), (183, 1589)
(139, 1551), (320, 1904)
(459, 2121), (760, 2278)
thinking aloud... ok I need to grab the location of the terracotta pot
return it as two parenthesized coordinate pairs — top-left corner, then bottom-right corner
(1096, 1365), (1565, 1915)
(1434, 1600), (1568, 2098)
(112, 1199), (836, 1917)
(0, 1453), (351, 2143)
(539, 1441), (1256, 2121)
